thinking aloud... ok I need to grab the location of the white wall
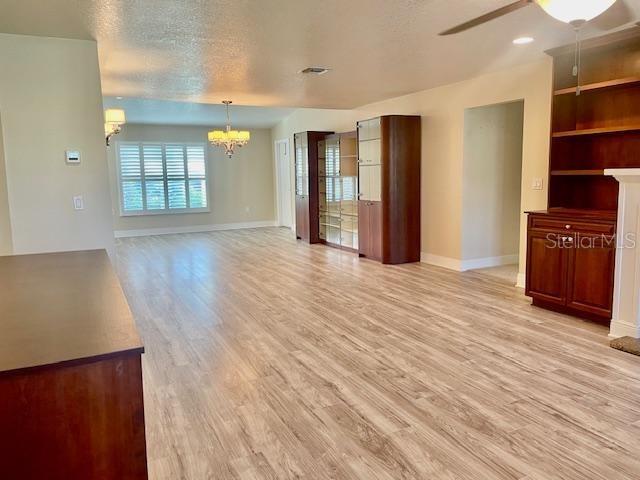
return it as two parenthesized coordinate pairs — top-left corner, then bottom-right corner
(108, 124), (276, 235)
(0, 112), (12, 255)
(272, 59), (553, 280)
(0, 34), (114, 256)
(462, 101), (524, 265)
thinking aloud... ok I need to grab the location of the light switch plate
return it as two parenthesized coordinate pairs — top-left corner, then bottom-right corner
(532, 178), (544, 190)
(73, 195), (84, 210)
(66, 150), (81, 164)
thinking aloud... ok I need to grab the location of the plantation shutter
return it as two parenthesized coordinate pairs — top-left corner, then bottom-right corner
(118, 142), (208, 214)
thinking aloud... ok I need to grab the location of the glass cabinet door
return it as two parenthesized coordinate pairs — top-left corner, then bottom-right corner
(295, 135), (301, 195)
(294, 134), (307, 195)
(340, 176), (358, 249)
(326, 138), (340, 177)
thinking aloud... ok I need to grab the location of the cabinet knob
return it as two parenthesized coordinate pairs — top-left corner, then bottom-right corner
(565, 224), (571, 229)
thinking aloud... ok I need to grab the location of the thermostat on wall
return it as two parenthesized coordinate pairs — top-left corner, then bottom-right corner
(65, 150), (81, 164)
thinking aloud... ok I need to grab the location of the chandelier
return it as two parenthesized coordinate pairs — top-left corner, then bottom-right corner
(208, 101), (250, 158)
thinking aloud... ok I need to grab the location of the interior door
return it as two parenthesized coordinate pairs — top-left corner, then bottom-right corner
(525, 229), (568, 306)
(566, 234), (616, 318)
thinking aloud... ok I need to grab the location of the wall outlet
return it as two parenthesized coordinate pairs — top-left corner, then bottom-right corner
(73, 195), (84, 210)
(245, 206), (251, 213)
(532, 178), (544, 190)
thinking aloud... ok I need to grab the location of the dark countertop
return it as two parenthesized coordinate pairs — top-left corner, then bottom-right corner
(0, 249), (143, 375)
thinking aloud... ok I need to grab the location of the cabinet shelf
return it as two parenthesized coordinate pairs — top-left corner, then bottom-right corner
(550, 169), (605, 176)
(552, 125), (640, 138)
(554, 76), (640, 95)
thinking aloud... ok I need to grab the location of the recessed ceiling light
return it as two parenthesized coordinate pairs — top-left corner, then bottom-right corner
(513, 37), (534, 45)
(300, 67), (330, 75)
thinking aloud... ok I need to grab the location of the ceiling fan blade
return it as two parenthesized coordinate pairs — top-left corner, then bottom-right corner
(439, 0), (534, 35)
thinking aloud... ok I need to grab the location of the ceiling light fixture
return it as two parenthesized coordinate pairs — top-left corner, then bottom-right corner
(536, 0), (617, 25)
(513, 36), (534, 44)
(537, 0), (617, 96)
(208, 101), (250, 158)
(104, 108), (126, 146)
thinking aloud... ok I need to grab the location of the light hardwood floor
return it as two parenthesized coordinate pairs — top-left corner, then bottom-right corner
(115, 228), (640, 480)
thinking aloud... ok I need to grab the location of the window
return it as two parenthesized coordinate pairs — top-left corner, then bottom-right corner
(117, 142), (208, 215)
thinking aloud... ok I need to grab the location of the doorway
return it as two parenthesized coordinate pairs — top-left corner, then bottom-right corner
(462, 100), (524, 285)
(274, 139), (293, 229)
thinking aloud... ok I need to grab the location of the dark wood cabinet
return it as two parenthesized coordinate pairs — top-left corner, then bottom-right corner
(526, 212), (616, 322)
(566, 233), (616, 318)
(526, 28), (640, 323)
(294, 131), (332, 243)
(0, 250), (147, 479)
(358, 200), (382, 261)
(526, 228), (568, 307)
(357, 115), (421, 264)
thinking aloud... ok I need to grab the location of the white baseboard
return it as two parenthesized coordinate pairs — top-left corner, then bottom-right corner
(420, 252), (519, 273)
(460, 254), (519, 271)
(516, 272), (526, 289)
(609, 319), (640, 339)
(114, 220), (277, 238)
(420, 253), (463, 271)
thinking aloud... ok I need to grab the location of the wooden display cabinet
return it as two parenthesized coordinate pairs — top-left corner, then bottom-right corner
(357, 115), (421, 264)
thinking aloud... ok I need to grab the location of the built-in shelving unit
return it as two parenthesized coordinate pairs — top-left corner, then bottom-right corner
(525, 27), (640, 323)
(547, 28), (640, 213)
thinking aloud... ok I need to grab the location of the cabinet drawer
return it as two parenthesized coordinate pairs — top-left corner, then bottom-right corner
(530, 217), (615, 235)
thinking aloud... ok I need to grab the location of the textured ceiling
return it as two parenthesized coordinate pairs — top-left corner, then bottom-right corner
(102, 97), (295, 128)
(1, 0), (638, 109)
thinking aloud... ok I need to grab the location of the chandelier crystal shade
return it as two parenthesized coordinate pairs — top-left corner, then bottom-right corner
(536, 0), (617, 25)
(208, 101), (250, 158)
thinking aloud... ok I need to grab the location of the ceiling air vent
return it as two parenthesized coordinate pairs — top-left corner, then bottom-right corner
(300, 67), (330, 75)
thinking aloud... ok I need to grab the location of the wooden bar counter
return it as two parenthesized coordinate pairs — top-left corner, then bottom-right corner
(0, 250), (147, 479)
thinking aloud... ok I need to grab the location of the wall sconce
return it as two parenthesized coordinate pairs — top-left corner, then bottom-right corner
(104, 109), (126, 146)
